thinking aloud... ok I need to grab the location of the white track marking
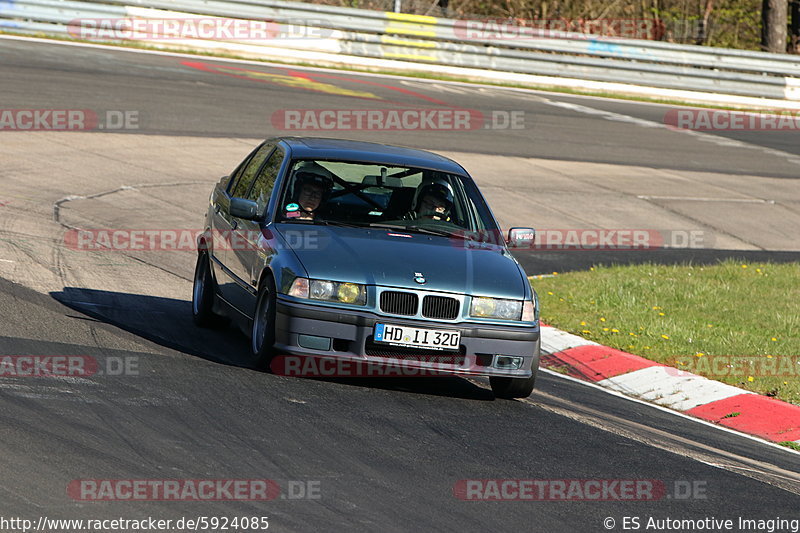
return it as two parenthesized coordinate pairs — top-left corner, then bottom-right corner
(596, 366), (752, 411)
(4, 32), (800, 169)
(540, 325), (598, 354)
(537, 368), (800, 456)
(637, 196), (776, 203)
(542, 100), (800, 167)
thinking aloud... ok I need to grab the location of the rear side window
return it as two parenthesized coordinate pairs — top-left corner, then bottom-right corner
(229, 142), (274, 198)
(246, 146), (284, 217)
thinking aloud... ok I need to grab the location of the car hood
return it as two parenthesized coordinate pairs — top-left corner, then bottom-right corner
(275, 224), (527, 299)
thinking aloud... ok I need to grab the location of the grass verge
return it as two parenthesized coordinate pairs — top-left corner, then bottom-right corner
(530, 260), (800, 405)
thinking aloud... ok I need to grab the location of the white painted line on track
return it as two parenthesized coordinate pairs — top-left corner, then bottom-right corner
(5, 33), (800, 170)
(537, 367), (800, 456)
(540, 100), (800, 168)
(637, 196), (776, 203)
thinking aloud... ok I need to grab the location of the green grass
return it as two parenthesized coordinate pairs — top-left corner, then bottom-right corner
(531, 260), (800, 405)
(779, 441), (800, 452)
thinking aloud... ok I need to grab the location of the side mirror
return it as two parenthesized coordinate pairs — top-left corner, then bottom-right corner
(507, 227), (535, 249)
(230, 198), (260, 220)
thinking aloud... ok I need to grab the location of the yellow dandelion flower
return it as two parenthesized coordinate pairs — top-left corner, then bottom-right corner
(611, 328), (619, 333)
(695, 352), (704, 357)
(600, 317), (606, 322)
(652, 306), (661, 310)
(602, 327), (609, 332)
(771, 337), (777, 341)
(661, 334), (670, 340)
(767, 355), (773, 359)
(784, 381), (789, 385)
(581, 330), (591, 334)
(747, 376), (754, 382)
(580, 321), (587, 326)
(629, 332), (637, 336)
(552, 271), (558, 275)
(644, 346), (651, 350)
(547, 291), (554, 296)
(707, 324), (714, 328)
(658, 312), (665, 316)
(741, 264), (748, 268)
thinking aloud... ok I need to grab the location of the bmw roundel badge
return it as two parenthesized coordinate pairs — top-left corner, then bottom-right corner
(414, 272), (426, 284)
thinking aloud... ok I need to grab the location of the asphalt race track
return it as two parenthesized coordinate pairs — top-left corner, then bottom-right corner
(1, 37), (799, 531)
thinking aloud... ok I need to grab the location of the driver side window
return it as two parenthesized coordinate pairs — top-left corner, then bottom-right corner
(229, 142), (274, 199)
(246, 146), (284, 218)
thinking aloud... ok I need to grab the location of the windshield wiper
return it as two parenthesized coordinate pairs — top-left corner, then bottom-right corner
(368, 223), (466, 239)
(314, 219), (364, 228)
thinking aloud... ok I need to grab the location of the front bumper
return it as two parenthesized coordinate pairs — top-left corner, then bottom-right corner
(273, 296), (540, 378)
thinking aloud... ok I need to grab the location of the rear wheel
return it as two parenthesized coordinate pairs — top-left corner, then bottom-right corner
(250, 276), (277, 369)
(192, 252), (225, 328)
(490, 370), (537, 399)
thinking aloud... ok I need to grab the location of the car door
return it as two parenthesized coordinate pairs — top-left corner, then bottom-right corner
(225, 144), (286, 315)
(209, 146), (256, 274)
(214, 141), (274, 308)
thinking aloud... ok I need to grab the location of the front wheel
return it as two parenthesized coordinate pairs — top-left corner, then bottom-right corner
(192, 252), (225, 328)
(250, 277), (277, 369)
(490, 370), (537, 399)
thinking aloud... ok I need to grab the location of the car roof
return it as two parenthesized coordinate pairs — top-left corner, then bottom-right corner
(278, 137), (468, 175)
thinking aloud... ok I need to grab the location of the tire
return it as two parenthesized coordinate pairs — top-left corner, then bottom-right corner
(192, 251), (225, 328)
(490, 370), (537, 399)
(250, 275), (277, 369)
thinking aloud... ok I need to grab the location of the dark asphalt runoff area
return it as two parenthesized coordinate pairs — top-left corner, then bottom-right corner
(0, 37), (799, 531)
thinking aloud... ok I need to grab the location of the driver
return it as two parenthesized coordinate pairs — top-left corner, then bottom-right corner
(406, 180), (455, 222)
(287, 162), (334, 220)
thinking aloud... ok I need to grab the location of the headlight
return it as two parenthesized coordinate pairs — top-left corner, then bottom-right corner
(470, 297), (522, 320)
(288, 278), (366, 306)
(310, 280), (335, 300)
(337, 283), (362, 304)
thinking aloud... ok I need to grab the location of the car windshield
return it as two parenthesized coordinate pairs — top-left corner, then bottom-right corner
(277, 159), (500, 238)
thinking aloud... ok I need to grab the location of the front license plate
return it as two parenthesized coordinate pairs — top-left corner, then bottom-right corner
(374, 323), (461, 351)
